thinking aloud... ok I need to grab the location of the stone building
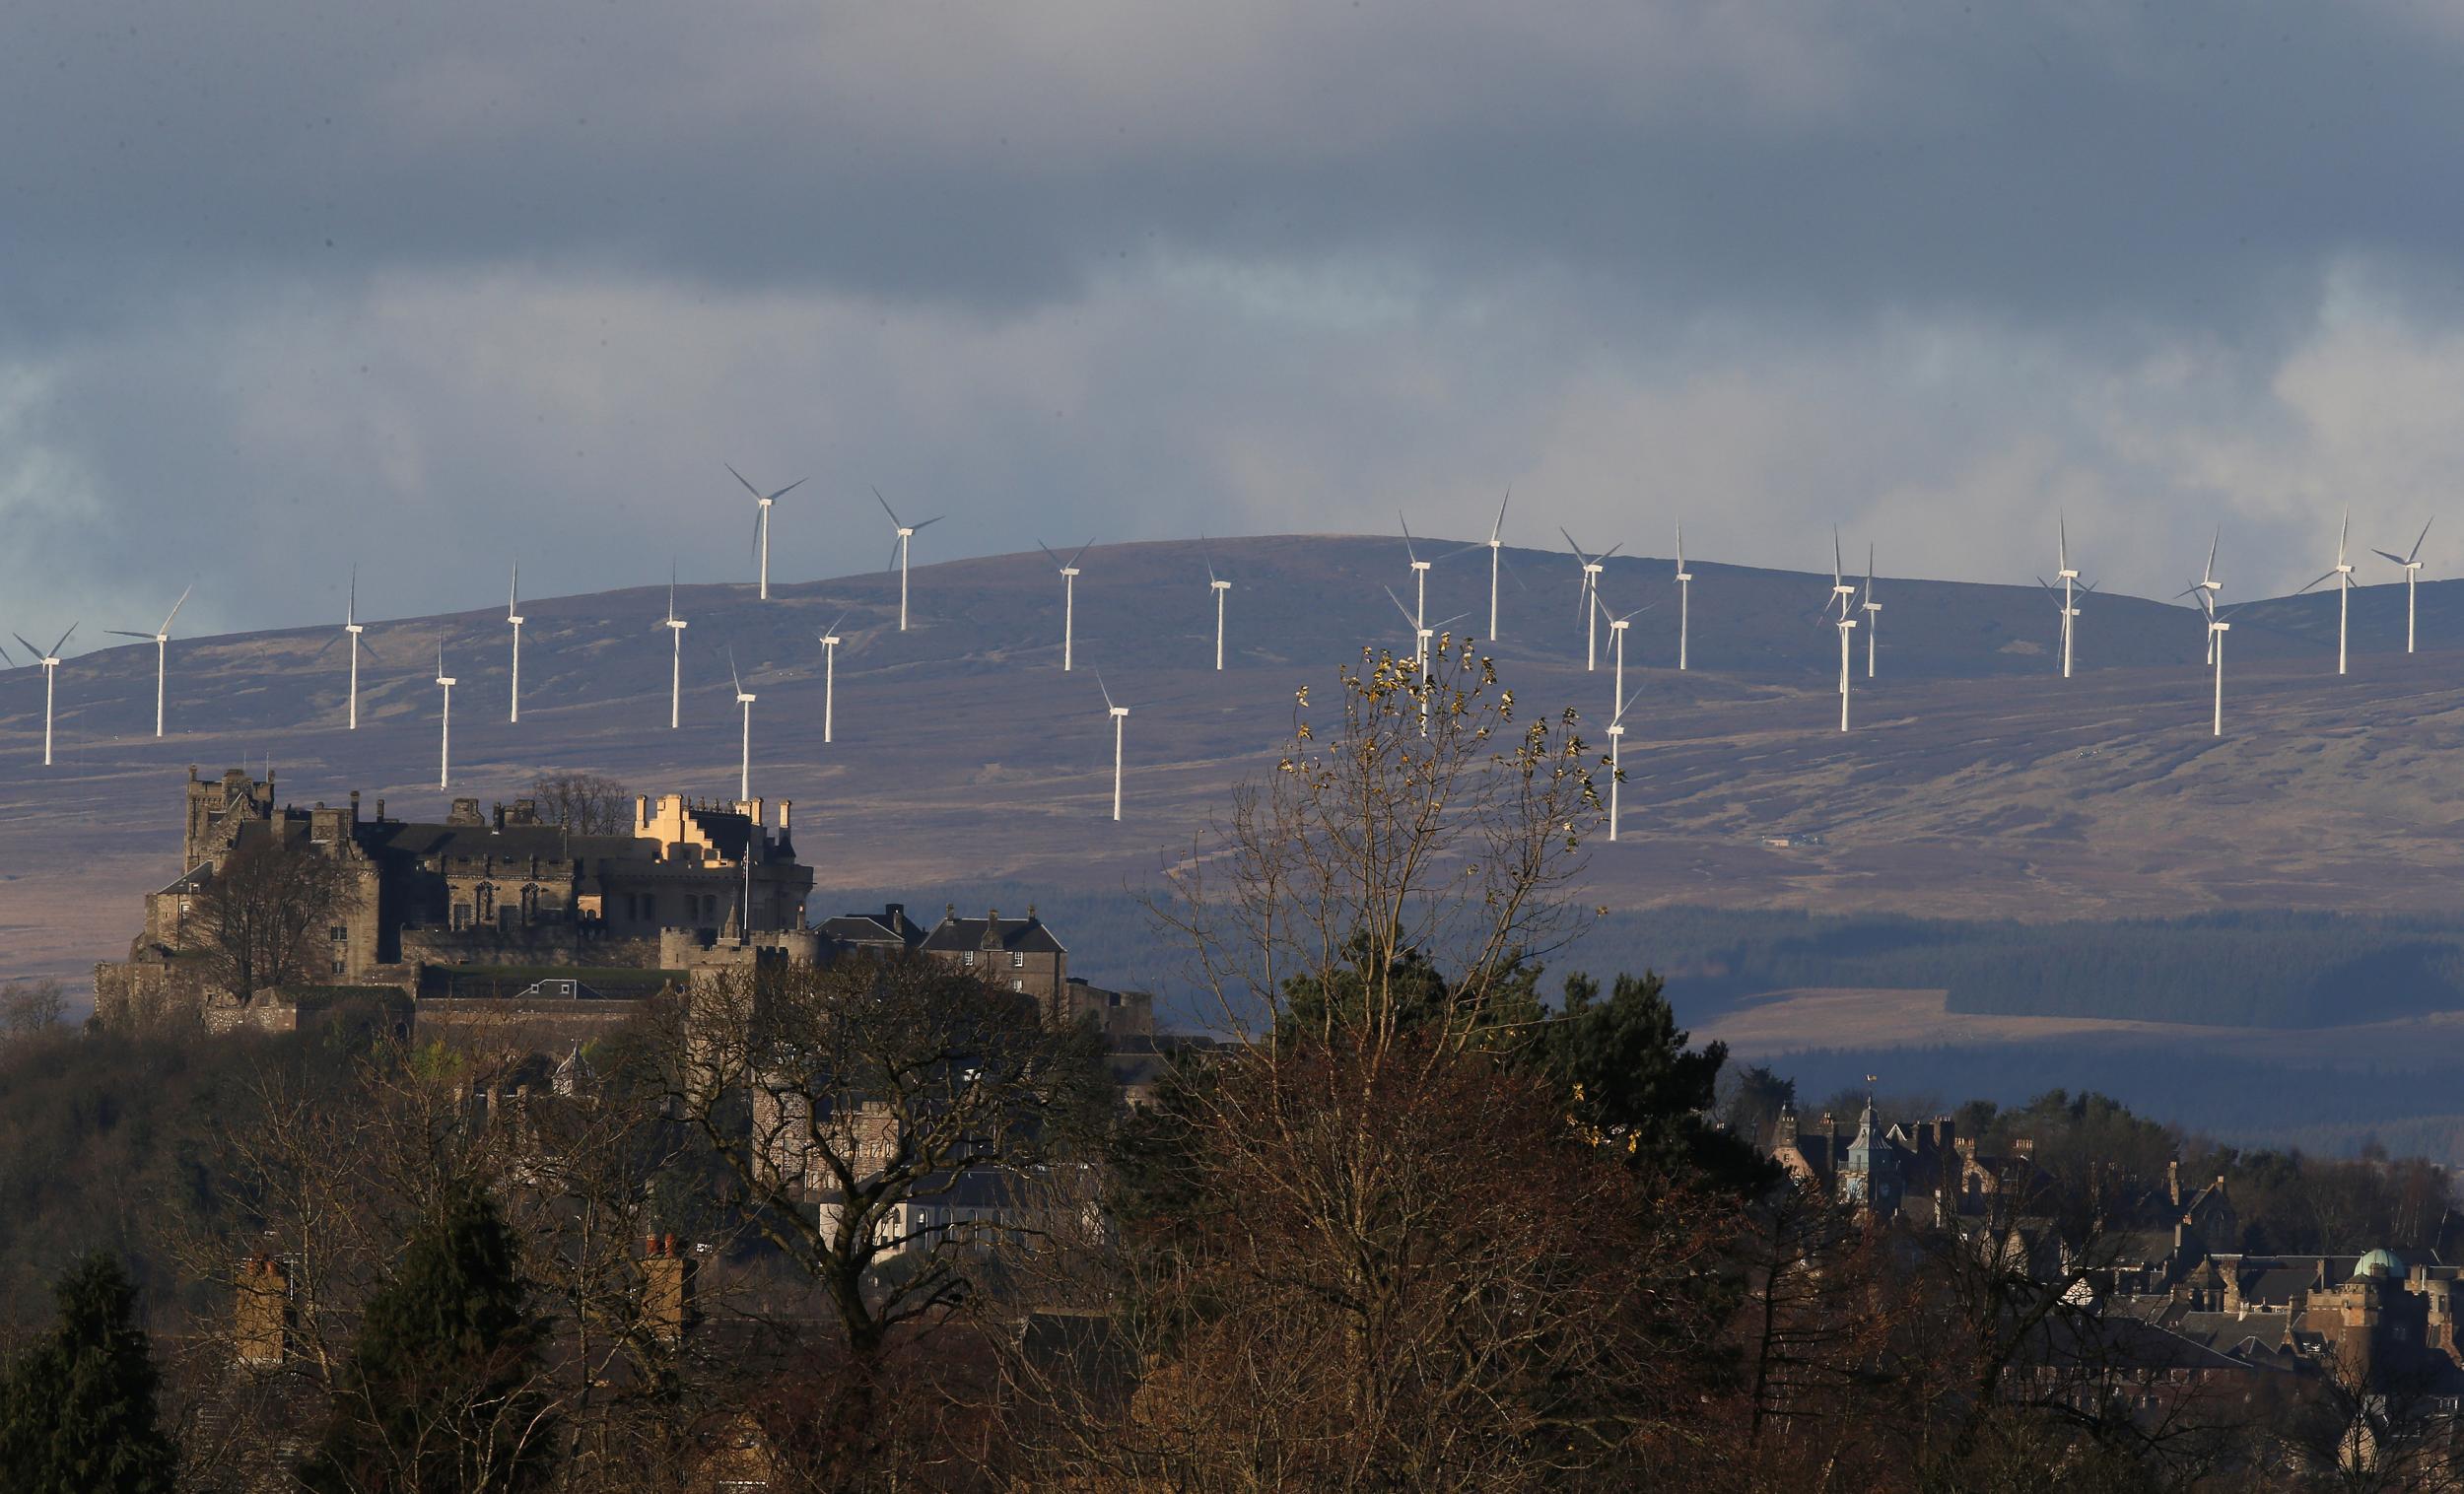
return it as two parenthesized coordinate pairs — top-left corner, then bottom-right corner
(96, 766), (815, 1028)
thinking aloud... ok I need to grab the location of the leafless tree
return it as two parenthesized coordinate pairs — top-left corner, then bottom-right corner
(0, 977), (66, 1039)
(190, 833), (359, 1002)
(529, 771), (635, 836)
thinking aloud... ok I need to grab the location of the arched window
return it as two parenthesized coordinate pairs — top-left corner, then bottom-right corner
(475, 884), (496, 922)
(520, 884), (540, 924)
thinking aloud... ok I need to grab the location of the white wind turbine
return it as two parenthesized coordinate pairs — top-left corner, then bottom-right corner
(106, 585), (191, 738)
(2035, 516), (2087, 678)
(2199, 591), (2244, 737)
(1594, 590), (1655, 725)
(2373, 518), (2434, 655)
(1605, 682), (1638, 844)
(1202, 538), (1232, 670)
(1823, 538), (1859, 733)
(1399, 511), (1434, 638)
(1094, 670), (1129, 822)
(661, 566), (688, 730)
(2177, 528), (2223, 664)
(2294, 509), (2357, 676)
(1039, 538), (1095, 671)
(728, 464), (807, 601)
(434, 645), (456, 789)
(1481, 491), (1512, 642)
(1860, 545), (1881, 679)
(817, 610), (849, 744)
(506, 563), (524, 724)
(873, 487), (943, 632)
(730, 648), (757, 802)
(1674, 523), (1693, 671)
(11, 624), (77, 767)
(1385, 586), (1470, 734)
(1560, 529), (1623, 670)
(309, 567), (380, 729)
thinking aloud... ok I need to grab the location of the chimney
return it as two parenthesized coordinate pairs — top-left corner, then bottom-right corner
(235, 1256), (291, 1368)
(641, 1236), (697, 1348)
(492, 802), (507, 831)
(2168, 1158), (2181, 1208)
(348, 789), (361, 824)
(779, 800), (791, 834)
(636, 794), (650, 832)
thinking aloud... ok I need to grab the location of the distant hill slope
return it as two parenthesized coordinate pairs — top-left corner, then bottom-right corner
(7, 533), (2464, 992)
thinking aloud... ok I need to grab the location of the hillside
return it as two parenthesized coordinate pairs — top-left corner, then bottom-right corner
(7, 532), (2464, 994)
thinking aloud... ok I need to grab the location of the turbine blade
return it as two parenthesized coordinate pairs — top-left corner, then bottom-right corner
(1598, 541), (1624, 564)
(1383, 584), (1419, 629)
(872, 485), (904, 528)
(885, 538), (903, 573)
(769, 476), (807, 503)
(1094, 668), (1116, 713)
(2372, 549), (2412, 567)
(162, 584), (192, 633)
(1038, 539), (1066, 572)
(1674, 520), (1684, 573)
(1200, 533), (1219, 583)
(360, 636), (388, 665)
(2340, 507), (2351, 563)
(2415, 516), (2434, 563)
(912, 515), (944, 531)
(730, 647), (743, 698)
(310, 633), (341, 663)
(2058, 511), (2069, 572)
(1559, 526), (1593, 565)
(726, 462), (764, 500)
(823, 609), (850, 637)
(11, 634), (40, 661)
(1399, 509), (1418, 563)
(1067, 538), (1095, 571)
(1832, 527), (1844, 587)
(1491, 488), (1511, 542)
(348, 565), (358, 624)
(2203, 526), (2219, 584)
(2294, 571), (2338, 595)
(49, 624), (76, 656)
(105, 629), (154, 639)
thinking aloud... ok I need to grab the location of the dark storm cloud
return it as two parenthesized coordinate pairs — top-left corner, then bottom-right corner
(7, 2), (2463, 334)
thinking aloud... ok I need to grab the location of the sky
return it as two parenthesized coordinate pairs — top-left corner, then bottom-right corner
(8, 0), (2464, 648)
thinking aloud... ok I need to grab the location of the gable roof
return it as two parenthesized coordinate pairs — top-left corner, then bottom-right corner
(822, 905), (929, 950)
(923, 910), (1066, 956)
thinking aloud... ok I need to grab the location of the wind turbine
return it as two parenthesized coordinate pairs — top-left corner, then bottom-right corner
(1095, 670), (1129, 822)
(1674, 523), (1693, 671)
(2040, 514), (2080, 680)
(730, 648), (756, 802)
(2200, 591), (2243, 737)
(1386, 587), (1469, 735)
(662, 566), (688, 730)
(106, 585), (191, 737)
(1822, 542), (1858, 733)
(11, 624), (76, 767)
(2373, 518), (2434, 655)
(2036, 573), (2097, 677)
(728, 464), (806, 602)
(2294, 509), (2357, 676)
(1399, 511), (1435, 639)
(1482, 491), (1511, 642)
(1595, 591), (1655, 725)
(1560, 529), (1622, 671)
(309, 567), (379, 729)
(1202, 538), (1231, 670)
(1605, 683), (1638, 844)
(2177, 528), (2223, 664)
(434, 645), (456, 789)
(873, 487), (943, 632)
(506, 563), (524, 724)
(1860, 546), (1881, 679)
(818, 610), (849, 744)
(1039, 538), (1094, 671)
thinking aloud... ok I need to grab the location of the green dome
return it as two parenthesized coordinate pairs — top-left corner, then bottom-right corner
(2354, 1248), (2405, 1280)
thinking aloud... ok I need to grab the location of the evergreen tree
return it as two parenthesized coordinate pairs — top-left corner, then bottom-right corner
(1537, 971), (1774, 1194)
(300, 1182), (550, 1493)
(0, 1253), (178, 1494)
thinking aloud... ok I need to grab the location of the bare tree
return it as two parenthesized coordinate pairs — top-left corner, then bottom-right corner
(1153, 636), (1602, 1049)
(529, 772), (635, 836)
(658, 954), (1108, 1466)
(0, 978), (66, 1039)
(190, 833), (359, 1002)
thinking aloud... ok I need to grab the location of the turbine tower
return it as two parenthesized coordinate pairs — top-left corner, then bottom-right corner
(1559, 529), (1622, 671)
(308, 567), (376, 729)
(1202, 538), (1231, 671)
(1483, 490), (1511, 642)
(730, 649), (757, 801)
(2054, 515), (2081, 678)
(1860, 545), (1881, 679)
(662, 566), (688, 730)
(2373, 518), (2434, 655)
(2177, 528), (2223, 664)
(1386, 586), (1467, 735)
(435, 645), (456, 789)
(1400, 511), (1433, 638)
(1822, 545), (1858, 733)
(2201, 592), (2242, 736)
(1095, 670), (1129, 822)
(1674, 523), (1693, 671)
(506, 563), (524, 724)
(106, 585), (191, 738)
(873, 487), (943, 632)
(1605, 683), (1637, 843)
(728, 464), (806, 601)
(11, 624), (76, 767)
(818, 610), (848, 745)
(1596, 592), (1653, 724)
(1039, 538), (1095, 671)
(2294, 509), (2357, 676)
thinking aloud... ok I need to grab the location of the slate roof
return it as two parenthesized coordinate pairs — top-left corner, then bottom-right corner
(823, 905), (930, 950)
(353, 821), (644, 865)
(924, 910), (1067, 956)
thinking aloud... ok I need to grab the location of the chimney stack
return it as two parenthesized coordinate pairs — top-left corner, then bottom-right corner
(641, 1235), (697, 1348)
(235, 1256), (291, 1368)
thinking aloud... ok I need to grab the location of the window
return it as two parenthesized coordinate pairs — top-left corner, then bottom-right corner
(1011, 979), (1024, 992)
(961, 951), (975, 966)
(331, 958), (346, 975)
(451, 903), (473, 930)
(328, 925), (348, 942)
(1009, 951), (1025, 969)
